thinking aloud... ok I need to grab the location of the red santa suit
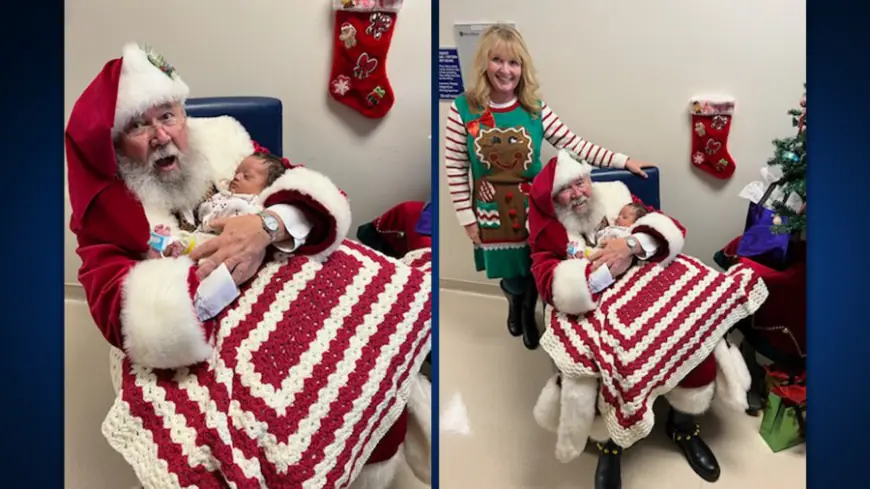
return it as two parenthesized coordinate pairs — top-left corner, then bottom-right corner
(66, 43), (428, 487)
(527, 151), (759, 458)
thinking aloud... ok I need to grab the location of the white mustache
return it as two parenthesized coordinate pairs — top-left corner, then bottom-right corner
(569, 197), (588, 207)
(148, 143), (180, 165)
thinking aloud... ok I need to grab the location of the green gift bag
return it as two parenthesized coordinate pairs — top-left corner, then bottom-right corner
(759, 387), (806, 452)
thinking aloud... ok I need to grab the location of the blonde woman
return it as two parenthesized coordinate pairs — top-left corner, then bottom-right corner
(444, 24), (652, 349)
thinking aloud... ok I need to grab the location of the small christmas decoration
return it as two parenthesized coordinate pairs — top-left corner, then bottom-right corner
(688, 95), (737, 179)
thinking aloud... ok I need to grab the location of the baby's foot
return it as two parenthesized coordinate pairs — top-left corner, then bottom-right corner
(153, 224), (172, 236)
(163, 241), (185, 257)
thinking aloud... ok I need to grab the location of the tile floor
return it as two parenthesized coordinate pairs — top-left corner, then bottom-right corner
(438, 289), (806, 489)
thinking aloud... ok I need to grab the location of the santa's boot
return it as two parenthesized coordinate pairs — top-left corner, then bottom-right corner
(594, 440), (622, 489)
(666, 408), (720, 482)
(521, 280), (541, 350)
(500, 280), (523, 337)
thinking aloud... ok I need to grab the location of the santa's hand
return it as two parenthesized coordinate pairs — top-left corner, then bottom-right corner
(589, 238), (634, 277)
(190, 214), (271, 285)
(625, 159), (652, 179)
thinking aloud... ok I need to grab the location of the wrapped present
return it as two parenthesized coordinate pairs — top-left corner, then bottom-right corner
(759, 376), (806, 452)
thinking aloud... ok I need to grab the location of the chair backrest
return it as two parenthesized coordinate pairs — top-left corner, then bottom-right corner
(185, 97), (284, 156)
(591, 167), (661, 210)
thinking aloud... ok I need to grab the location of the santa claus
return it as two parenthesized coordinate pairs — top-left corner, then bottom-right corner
(527, 151), (765, 489)
(66, 43), (428, 488)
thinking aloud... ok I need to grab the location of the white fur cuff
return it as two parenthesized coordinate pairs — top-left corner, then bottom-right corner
(665, 383), (715, 415)
(714, 340), (752, 412)
(556, 376), (598, 463)
(632, 212), (685, 265)
(534, 374), (562, 433)
(551, 259), (597, 315)
(120, 256), (212, 369)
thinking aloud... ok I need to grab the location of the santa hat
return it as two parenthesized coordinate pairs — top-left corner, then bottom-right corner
(113, 43), (190, 136)
(550, 150), (593, 197)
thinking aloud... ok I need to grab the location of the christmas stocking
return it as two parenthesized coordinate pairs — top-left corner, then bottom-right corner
(328, 0), (402, 118)
(689, 96), (736, 179)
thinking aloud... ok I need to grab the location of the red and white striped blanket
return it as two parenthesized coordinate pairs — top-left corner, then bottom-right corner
(540, 256), (768, 447)
(103, 241), (431, 489)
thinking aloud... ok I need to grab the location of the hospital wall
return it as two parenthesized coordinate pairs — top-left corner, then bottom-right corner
(438, 0), (806, 292)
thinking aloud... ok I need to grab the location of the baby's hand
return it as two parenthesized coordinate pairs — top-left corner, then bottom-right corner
(163, 241), (185, 258)
(153, 224), (172, 236)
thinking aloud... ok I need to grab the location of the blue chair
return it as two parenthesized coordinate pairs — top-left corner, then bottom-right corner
(185, 96), (284, 155)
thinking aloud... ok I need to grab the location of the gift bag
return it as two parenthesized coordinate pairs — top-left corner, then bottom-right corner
(759, 369), (806, 452)
(737, 182), (792, 266)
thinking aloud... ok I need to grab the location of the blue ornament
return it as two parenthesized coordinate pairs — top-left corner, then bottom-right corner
(783, 151), (799, 161)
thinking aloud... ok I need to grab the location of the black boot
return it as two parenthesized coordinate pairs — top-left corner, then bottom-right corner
(666, 409), (720, 482)
(521, 281), (540, 350)
(594, 441), (622, 489)
(500, 280), (523, 337)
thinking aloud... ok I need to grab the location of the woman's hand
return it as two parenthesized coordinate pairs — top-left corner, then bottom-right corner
(190, 214), (272, 285)
(589, 238), (634, 277)
(464, 222), (481, 245)
(625, 159), (654, 179)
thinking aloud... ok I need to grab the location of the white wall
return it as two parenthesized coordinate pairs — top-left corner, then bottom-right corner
(64, 0), (431, 285)
(438, 0), (805, 287)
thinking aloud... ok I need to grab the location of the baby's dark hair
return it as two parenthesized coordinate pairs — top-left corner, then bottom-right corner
(252, 151), (287, 186)
(626, 202), (649, 219)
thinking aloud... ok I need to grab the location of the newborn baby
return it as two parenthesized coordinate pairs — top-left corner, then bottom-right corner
(567, 202), (650, 294)
(148, 152), (287, 258)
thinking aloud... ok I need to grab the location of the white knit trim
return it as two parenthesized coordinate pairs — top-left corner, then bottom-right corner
(666, 383), (715, 415)
(259, 167), (352, 261)
(533, 374), (562, 433)
(551, 259), (596, 315)
(689, 95), (735, 116)
(114, 43), (190, 136)
(552, 150), (592, 196)
(632, 212), (685, 265)
(120, 256), (211, 369)
(556, 376), (598, 463)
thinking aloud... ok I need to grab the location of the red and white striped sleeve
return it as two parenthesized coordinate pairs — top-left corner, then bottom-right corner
(444, 101), (476, 226)
(540, 102), (629, 169)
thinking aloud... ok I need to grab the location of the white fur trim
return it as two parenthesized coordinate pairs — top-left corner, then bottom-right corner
(120, 256), (212, 369)
(552, 150), (592, 196)
(588, 414), (610, 443)
(713, 340), (751, 412)
(404, 374), (431, 485)
(259, 167), (352, 261)
(665, 383), (715, 415)
(348, 449), (403, 489)
(689, 95), (735, 115)
(555, 376), (598, 463)
(114, 43), (190, 135)
(533, 374), (562, 433)
(592, 181), (633, 219)
(186, 116), (255, 182)
(631, 212), (685, 265)
(550, 259), (596, 315)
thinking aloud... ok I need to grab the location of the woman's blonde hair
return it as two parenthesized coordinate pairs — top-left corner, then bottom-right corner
(466, 24), (542, 116)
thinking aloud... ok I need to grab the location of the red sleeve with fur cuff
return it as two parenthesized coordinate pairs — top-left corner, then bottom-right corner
(74, 183), (213, 369)
(630, 194), (687, 265)
(261, 167), (352, 261)
(530, 220), (599, 316)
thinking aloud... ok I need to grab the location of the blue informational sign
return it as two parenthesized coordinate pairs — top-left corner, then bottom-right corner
(438, 48), (464, 100)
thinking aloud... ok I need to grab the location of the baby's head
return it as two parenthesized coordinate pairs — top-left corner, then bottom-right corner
(229, 152), (286, 194)
(615, 202), (648, 227)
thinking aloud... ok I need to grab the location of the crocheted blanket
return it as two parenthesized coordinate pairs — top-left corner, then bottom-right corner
(102, 241), (431, 489)
(540, 256), (767, 447)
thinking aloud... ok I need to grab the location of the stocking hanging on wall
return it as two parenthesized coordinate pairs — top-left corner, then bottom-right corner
(328, 0), (402, 118)
(689, 96), (737, 179)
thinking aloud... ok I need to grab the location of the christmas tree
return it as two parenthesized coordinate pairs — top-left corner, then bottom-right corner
(767, 84), (806, 235)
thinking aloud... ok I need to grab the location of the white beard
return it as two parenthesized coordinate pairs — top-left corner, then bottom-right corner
(555, 193), (606, 244)
(117, 143), (213, 216)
